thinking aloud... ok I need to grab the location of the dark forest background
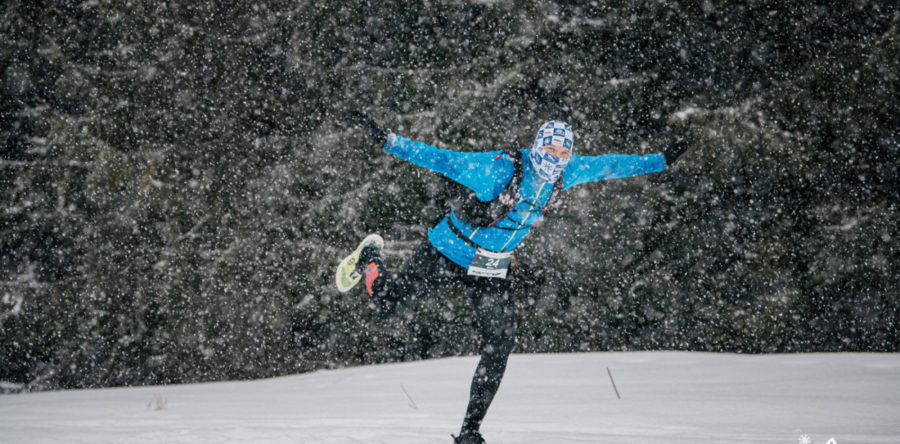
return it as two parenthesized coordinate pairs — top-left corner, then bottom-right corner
(1, 0), (897, 391)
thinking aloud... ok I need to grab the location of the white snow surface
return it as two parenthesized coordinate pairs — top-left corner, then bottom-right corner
(1, 352), (898, 444)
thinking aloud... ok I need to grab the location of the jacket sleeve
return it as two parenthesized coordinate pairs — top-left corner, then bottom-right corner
(562, 152), (667, 190)
(382, 134), (514, 201)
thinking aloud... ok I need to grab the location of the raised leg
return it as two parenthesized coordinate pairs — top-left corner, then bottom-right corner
(364, 240), (463, 318)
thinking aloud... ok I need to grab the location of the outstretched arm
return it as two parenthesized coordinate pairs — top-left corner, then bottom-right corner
(344, 110), (514, 200)
(562, 139), (692, 190)
(562, 152), (666, 189)
(383, 135), (513, 201)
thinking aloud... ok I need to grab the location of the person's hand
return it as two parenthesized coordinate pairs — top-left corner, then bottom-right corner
(345, 109), (388, 147)
(663, 138), (691, 166)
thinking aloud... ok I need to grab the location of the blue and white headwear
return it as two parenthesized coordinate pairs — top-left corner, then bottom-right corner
(529, 120), (574, 183)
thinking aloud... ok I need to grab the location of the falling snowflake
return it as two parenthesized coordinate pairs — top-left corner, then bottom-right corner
(798, 435), (812, 444)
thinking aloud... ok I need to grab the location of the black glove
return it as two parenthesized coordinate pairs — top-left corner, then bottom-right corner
(663, 138), (691, 166)
(345, 109), (388, 147)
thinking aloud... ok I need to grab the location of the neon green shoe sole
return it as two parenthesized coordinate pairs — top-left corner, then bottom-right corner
(335, 234), (384, 293)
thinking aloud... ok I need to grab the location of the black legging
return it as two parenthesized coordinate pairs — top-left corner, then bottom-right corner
(365, 240), (515, 433)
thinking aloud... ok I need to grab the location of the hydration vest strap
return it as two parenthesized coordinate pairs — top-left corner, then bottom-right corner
(445, 213), (507, 253)
(443, 148), (563, 245)
(543, 179), (564, 214)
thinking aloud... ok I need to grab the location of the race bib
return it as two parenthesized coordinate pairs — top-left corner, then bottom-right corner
(467, 248), (512, 279)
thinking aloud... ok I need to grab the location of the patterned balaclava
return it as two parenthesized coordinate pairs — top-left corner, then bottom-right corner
(529, 120), (574, 183)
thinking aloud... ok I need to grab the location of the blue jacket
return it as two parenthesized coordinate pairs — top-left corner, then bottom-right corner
(382, 134), (668, 269)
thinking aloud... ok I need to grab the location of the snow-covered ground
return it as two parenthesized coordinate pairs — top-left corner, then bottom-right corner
(1, 352), (897, 444)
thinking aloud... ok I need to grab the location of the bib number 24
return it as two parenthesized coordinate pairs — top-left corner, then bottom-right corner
(467, 248), (512, 279)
